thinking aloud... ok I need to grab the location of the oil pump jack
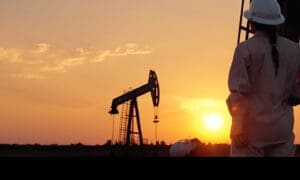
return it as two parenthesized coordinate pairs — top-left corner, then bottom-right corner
(109, 70), (160, 146)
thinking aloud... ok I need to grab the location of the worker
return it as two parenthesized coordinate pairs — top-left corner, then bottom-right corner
(227, 0), (300, 156)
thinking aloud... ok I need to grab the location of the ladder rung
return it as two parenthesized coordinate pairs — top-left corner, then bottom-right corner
(240, 26), (249, 31)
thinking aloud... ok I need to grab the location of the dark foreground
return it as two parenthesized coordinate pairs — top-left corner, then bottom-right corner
(1, 143), (300, 157)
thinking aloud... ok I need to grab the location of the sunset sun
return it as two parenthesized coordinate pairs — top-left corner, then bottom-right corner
(203, 114), (223, 131)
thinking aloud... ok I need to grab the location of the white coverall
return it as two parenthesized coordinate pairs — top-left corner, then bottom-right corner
(227, 30), (300, 156)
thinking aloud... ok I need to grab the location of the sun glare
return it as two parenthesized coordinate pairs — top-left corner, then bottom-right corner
(203, 114), (223, 131)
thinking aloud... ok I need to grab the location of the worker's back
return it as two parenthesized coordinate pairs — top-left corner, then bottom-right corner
(234, 32), (300, 146)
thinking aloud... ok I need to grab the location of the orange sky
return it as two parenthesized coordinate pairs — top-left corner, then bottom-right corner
(1, 0), (300, 145)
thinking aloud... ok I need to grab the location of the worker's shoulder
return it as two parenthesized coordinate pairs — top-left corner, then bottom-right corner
(278, 36), (300, 50)
(239, 33), (270, 46)
(238, 35), (299, 51)
(236, 36), (264, 52)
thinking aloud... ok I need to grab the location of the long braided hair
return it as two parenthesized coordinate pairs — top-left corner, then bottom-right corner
(252, 22), (279, 76)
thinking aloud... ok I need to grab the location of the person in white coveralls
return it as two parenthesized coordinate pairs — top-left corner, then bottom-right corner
(227, 0), (300, 156)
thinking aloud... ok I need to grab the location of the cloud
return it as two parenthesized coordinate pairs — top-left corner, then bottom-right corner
(9, 73), (46, 80)
(126, 43), (137, 48)
(0, 48), (22, 63)
(94, 50), (111, 62)
(1, 43), (152, 78)
(92, 44), (152, 63)
(114, 47), (121, 53)
(31, 43), (51, 54)
(38, 43), (152, 70)
(61, 57), (85, 66)
(40, 65), (67, 73)
(40, 57), (85, 72)
(76, 48), (90, 55)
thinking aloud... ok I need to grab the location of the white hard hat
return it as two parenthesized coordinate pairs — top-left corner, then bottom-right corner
(244, 0), (285, 25)
(169, 139), (194, 157)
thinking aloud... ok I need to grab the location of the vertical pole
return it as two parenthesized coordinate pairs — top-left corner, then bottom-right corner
(245, 0), (253, 41)
(245, 20), (251, 41)
(134, 98), (143, 145)
(126, 100), (134, 146)
(111, 115), (115, 145)
(237, 0), (245, 45)
(155, 123), (158, 144)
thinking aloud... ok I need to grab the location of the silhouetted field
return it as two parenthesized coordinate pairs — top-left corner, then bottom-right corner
(0, 143), (299, 157)
(0, 143), (170, 157)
